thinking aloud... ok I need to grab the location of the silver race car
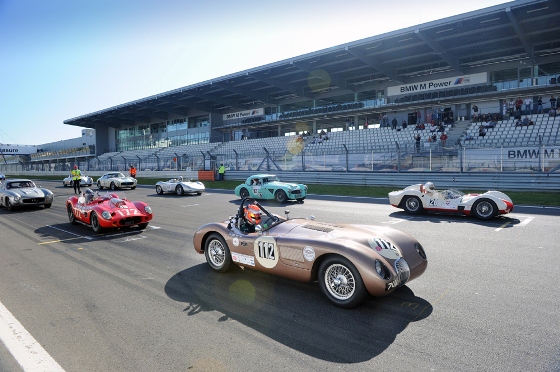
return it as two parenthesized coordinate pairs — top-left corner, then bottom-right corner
(62, 174), (93, 187)
(0, 178), (54, 211)
(155, 176), (205, 195)
(388, 182), (514, 220)
(96, 172), (137, 190)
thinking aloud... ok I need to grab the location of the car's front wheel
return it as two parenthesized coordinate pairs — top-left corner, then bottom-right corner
(131, 186), (136, 190)
(176, 185), (184, 195)
(239, 188), (249, 199)
(472, 199), (497, 220)
(6, 198), (14, 211)
(44, 203), (51, 209)
(90, 212), (103, 233)
(109, 182), (117, 191)
(137, 223), (148, 230)
(156, 185), (163, 194)
(97, 181), (103, 190)
(403, 196), (423, 214)
(67, 204), (77, 224)
(318, 256), (366, 308)
(275, 190), (288, 203)
(204, 233), (232, 273)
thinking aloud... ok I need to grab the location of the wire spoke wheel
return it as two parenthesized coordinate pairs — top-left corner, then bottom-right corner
(473, 199), (496, 220)
(204, 233), (232, 272)
(319, 256), (365, 308)
(404, 196), (423, 214)
(324, 263), (356, 300)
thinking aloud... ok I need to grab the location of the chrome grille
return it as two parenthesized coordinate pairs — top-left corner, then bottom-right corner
(394, 258), (411, 287)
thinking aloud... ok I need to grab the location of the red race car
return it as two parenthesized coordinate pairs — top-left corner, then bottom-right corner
(66, 189), (153, 233)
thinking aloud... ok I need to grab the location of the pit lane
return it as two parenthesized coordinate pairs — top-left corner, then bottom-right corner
(0, 180), (558, 371)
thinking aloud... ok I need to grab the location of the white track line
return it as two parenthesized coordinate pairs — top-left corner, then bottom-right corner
(46, 225), (93, 240)
(0, 301), (65, 371)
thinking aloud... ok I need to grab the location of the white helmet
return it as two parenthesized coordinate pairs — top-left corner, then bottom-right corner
(424, 182), (435, 192)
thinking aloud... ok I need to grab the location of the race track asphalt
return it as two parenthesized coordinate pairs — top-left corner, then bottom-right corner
(0, 180), (559, 372)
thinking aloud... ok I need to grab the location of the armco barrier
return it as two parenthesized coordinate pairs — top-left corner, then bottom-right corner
(223, 171), (560, 191)
(7, 170), (560, 191)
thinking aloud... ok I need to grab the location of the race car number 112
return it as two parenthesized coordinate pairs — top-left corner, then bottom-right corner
(254, 236), (278, 269)
(258, 241), (275, 260)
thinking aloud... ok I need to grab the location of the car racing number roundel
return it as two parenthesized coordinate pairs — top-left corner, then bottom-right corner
(254, 236), (278, 269)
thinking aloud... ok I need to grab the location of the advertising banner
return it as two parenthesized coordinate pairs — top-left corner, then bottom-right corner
(387, 72), (487, 96)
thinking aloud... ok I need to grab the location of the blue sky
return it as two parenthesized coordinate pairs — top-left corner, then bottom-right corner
(0, 0), (509, 145)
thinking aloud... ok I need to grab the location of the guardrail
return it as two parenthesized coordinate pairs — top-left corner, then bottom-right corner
(222, 171), (560, 191)
(6, 170), (560, 191)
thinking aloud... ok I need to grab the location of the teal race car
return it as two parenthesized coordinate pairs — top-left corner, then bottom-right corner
(234, 174), (307, 203)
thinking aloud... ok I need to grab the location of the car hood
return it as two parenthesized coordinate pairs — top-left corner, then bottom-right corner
(273, 219), (416, 258)
(269, 181), (302, 189)
(10, 188), (46, 197)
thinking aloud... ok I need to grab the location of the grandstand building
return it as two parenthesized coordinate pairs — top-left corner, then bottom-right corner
(3, 0), (560, 173)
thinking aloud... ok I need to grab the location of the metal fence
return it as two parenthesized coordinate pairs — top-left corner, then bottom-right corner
(3, 142), (560, 175)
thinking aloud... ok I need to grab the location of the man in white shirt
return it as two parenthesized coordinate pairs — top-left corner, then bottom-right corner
(524, 97), (533, 115)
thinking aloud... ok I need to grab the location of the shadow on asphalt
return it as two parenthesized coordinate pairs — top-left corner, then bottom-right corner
(165, 264), (432, 363)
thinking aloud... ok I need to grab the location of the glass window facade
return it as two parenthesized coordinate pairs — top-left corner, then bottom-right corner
(115, 117), (209, 151)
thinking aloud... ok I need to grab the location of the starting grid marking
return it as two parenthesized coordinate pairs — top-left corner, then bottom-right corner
(39, 225), (161, 245)
(0, 301), (65, 371)
(381, 215), (535, 231)
(495, 215), (534, 231)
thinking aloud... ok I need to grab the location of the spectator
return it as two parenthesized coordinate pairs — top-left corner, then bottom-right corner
(503, 101), (509, 118)
(549, 107), (556, 117)
(551, 95), (557, 110)
(472, 114), (478, 123)
(515, 97), (523, 114)
(391, 117), (397, 130)
(402, 119), (407, 129)
(556, 107), (560, 117)
(478, 125), (486, 137)
(129, 165), (136, 179)
(515, 118), (524, 126)
(483, 120), (496, 129)
(509, 98), (515, 116)
(440, 132), (448, 147)
(363, 117), (369, 129)
(472, 104), (479, 116)
(218, 163), (225, 181)
(524, 97), (533, 115)
(414, 133), (421, 152)
(537, 96), (543, 114)
(464, 133), (474, 141)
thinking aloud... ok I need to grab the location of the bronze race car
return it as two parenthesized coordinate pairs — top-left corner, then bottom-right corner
(193, 198), (427, 308)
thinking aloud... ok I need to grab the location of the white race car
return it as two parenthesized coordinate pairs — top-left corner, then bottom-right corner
(388, 182), (514, 220)
(155, 176), (205, 196)
(62, 174), (93, 187)
(96, 172), (137, 190)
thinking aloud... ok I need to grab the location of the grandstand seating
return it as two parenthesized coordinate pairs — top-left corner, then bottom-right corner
(461, 114), (560, 147)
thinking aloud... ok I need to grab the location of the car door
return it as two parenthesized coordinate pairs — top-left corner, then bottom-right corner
(164, 180), (176, 192)
(258, 178), (275, 199)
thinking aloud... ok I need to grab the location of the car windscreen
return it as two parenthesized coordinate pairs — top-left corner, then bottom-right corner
(7, 181), (35, 189)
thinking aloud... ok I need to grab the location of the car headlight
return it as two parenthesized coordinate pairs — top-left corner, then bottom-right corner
(375, 260), (389, 279)
(101, 211), (111, 220)
(13, 195), (21, 202)
(144, 206), (152, 214)
(304, 185), (308, 191)
(415, 242), (427, 260)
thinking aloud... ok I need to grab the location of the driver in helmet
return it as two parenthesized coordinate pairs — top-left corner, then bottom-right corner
(240, 204), (262, 233)
(84, 188), (96, 204)
(421, 182), (435, 194)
